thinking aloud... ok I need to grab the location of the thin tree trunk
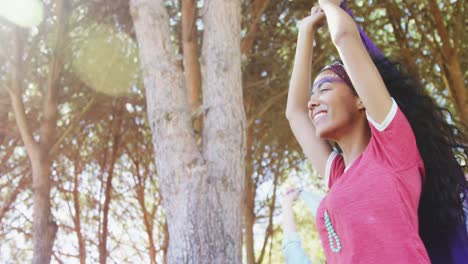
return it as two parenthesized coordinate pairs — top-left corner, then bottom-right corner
(441, 56), (467, 126)
(244, 125), (256, 264)
(241, 0), (273, 258)
(130, 0), (246, 262)
(256, 168), (279, 264)
(129, 153), (157, 264)
(72, 160), (86, 264)
(99, 107), (122, 264)
(182, 0), (202, 136)
(7, 1), (67, 262)
(138, 189), (158, 264)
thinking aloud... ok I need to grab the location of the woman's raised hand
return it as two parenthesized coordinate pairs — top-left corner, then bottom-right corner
(318, 0), (343, 7)
(299, 5), (326, 33)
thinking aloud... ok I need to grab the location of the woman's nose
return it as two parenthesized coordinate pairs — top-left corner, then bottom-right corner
(307, 96), (319, 111)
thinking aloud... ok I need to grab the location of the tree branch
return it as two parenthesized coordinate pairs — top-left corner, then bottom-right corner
(427, 0), (452, 59)
(0, 172), (30, 223)
(40, 0), (69, 150)
(241, 0), (271, 56)
(50, 95), (96, 157)
(248, 89), (287, 128)
(182, 0), (202, 136)
(8, 29), (40, 161)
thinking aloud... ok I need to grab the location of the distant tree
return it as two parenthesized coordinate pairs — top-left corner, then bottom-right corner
(5, 1), (69, 262)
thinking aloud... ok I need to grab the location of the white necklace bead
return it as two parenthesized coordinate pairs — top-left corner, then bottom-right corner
(324, 209), (342, 253)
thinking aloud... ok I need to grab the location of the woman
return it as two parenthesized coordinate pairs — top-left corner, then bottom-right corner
(282, 0), (468, 263)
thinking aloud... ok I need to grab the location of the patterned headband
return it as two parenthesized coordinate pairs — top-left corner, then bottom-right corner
(319, 61), (353, 89)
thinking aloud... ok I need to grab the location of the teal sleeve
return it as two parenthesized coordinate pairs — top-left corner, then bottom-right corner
(282, 232), (313, 264)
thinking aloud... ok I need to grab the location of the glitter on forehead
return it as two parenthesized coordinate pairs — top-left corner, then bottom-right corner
(317, 73), (339, 79)
(311, 76), (345, 95)
(312, 73), (341, 87)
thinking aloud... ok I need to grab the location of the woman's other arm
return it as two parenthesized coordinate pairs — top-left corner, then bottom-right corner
(319, 0), (393, 124)
(286, 6), (333, 178)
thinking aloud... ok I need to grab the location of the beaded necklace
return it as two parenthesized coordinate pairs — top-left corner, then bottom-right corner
(324, 209), (342, 253)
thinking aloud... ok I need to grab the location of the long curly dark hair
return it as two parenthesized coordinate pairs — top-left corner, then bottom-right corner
(373, 57), (468, 263)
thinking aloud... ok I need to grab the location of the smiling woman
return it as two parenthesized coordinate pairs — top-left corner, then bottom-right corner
(283, 0), (468, 263)
(0, 0), (43, 28)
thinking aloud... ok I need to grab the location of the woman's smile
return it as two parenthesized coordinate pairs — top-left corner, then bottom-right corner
(313, 110), (328, 123)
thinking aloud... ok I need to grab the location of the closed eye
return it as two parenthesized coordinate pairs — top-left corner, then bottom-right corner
(318, 82), (333, 93)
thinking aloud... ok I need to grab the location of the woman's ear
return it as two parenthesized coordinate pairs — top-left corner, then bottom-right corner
(356, 98), (365, 110)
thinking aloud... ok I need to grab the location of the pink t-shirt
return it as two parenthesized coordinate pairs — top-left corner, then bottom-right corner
(316, 99), (431, 263)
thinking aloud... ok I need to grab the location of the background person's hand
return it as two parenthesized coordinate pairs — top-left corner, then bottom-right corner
(299, 5), (326, 33)
(280, 188), (301, 210)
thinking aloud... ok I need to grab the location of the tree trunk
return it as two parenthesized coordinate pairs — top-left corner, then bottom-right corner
(31, 156), (58, 264)
(441, 55), (467, 127)
(130, 0), (246, 262)
(244, 125), (256, 264)
(72, 161), (86, 264)
(99, 108), (122, 264)
(130, 155), (158, 264)
(8, 1), (67, 262)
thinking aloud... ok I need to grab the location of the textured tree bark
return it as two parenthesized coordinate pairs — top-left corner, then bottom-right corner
(130, 0), (246, 262)
(199, 0), (245, 262)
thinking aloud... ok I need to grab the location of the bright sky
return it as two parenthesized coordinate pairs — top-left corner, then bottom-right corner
(0, 0), (43, 28)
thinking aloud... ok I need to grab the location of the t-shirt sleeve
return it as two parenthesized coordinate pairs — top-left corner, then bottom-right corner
(366, 98), (421, 170)
(324, 151), (345, 189)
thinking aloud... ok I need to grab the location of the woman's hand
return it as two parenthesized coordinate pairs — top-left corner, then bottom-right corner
(299, 6), (326, 34)
(318, 0), (343, 7)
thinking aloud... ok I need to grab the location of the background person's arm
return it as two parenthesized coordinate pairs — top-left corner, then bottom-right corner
(281, 188), (314, 264)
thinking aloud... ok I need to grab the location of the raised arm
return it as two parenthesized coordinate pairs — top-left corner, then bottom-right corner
(319, 0), (393, 123)
(286, 6), (333, 178)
